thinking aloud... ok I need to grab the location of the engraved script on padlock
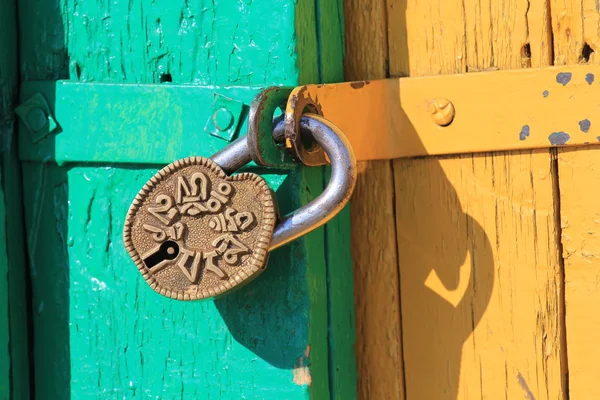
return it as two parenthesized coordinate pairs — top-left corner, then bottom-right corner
(123, 157), (277, 300)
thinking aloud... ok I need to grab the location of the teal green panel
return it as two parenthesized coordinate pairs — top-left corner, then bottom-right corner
(17, 0), (357, 399)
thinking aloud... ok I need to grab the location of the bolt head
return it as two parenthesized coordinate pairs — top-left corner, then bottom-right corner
(429, 98), (455, 126)
(212, 108), (234, 132)
(26, 108), (49, 132)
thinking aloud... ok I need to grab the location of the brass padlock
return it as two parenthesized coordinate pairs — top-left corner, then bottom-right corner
(123, 113), (356, 301)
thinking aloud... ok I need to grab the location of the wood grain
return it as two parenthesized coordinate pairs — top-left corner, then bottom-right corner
(551, 3), (600, 398)
(388, 0), (566, 398)
(343, 1), (405, 399)
(556, 147), (600, 400)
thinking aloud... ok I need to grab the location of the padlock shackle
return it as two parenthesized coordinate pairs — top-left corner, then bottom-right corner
(210, 135), (254, 174)
(210, 113), (357, 251)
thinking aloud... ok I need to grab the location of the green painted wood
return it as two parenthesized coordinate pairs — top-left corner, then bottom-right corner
(17, 0), (355, 399)
(18, 82), (278, 165)
(312, 2), (358, 398)
(0, 0), (32, 398)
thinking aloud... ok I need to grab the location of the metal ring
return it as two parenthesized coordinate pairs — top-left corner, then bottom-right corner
(210, 113), (357, 250)
(284, 87), (329, 166)
(246, 87), (296, 168)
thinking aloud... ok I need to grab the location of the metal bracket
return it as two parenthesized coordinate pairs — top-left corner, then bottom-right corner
(287, 63), (600, 160)
(18, 81), (268, 165)
(20, 64), (600, 166)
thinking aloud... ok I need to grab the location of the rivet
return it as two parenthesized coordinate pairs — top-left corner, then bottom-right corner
(429, 98), (455, 126)
(26, 107), (49, 132)
(212, 108), (234, 132)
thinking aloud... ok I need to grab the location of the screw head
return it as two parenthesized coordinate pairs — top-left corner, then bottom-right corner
(429, 98), (455, 126)
(212, 108), (234, 132)
(26, 108), (49, 132)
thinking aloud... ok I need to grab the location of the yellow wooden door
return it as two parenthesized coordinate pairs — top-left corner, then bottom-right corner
(342, 0), (594, 398)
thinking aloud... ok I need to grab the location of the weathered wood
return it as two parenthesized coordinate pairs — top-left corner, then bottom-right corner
(388, 0), (566, 398)
(0, 0), (31, 397)
(551, 3), (600, 398)
(555, 147), (600, 399)
(17, 1), (353, 398)
(343, 1), (405, 399)
(316, 2), (359, 398)
(351, 161), (404, 400)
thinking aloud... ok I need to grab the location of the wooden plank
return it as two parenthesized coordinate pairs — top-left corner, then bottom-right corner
(17, 1), (352, 399)
(315, 1), (358, 398)
(555, 147), (600, 399)
(0, 0), (31, 397)
(343, 1), (405, 399)
(551, 3), (600, 398)
(389, 0), (567, 398)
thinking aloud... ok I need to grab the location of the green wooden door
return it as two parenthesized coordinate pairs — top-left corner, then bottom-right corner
(13, 0), (356, 399)
(0, 0), (31, 398)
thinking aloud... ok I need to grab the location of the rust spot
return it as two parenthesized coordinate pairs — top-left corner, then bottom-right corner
(288, 94), (298, 108)
(350, 81), (366, 89)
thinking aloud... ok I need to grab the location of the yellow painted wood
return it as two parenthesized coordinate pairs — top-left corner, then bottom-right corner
(555, 147), (600, 399)
(388, 0), (567, 398)
(551, 4), (600, 398)
(342, 1), (405, 398)
(293, 62), (600, 161)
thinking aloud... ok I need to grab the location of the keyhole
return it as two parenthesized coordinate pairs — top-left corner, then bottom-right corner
(143, 240), (180, 269)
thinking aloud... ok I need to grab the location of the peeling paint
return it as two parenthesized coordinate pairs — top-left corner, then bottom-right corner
(543, 90), (549, 97)
(292, 345), (312, 386)
(549, 131), (571, 145)
(579, 119), (591, 133)
(350, 81), (365, 89)
(586, 73), (595, 85)
(556, 72), (572, 86)
(519, 125), (530, 141)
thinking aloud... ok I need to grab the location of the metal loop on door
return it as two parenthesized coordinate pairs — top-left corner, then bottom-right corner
(210, 113), (357, 250)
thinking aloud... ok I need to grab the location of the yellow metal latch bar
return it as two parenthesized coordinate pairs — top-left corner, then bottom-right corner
(287, 63), (600, 160)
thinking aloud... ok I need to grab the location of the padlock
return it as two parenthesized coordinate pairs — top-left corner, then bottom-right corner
(123, 112), (356, 301)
